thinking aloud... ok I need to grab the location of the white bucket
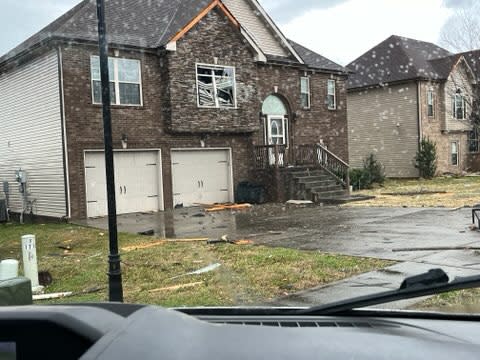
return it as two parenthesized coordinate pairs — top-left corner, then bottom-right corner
(0, 259), (19, 280)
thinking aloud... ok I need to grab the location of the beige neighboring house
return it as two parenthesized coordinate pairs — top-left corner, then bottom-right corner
(347, 35), (479, 177)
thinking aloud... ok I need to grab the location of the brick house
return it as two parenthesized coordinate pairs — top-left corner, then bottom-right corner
(0, 0), (350, 220)
(347, 35), (479, 177)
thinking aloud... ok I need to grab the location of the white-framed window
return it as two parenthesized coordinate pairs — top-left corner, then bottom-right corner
(196, 64), (236, 108)
(327, 79), (336, 110)
(451, 141), (459, 166)
(91, 56), (142, 106)
(300, 77), (310, 109)
(452, 93), (467, 120)
(427, 89), (435, 117)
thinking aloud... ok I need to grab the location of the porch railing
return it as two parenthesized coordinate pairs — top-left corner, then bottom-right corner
(254, 143), (350, 188)
(254, 144), (288, 169)
(297, 144), (350, 188)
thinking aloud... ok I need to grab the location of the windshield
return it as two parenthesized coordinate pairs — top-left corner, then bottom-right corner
(0, 0), (479, 315)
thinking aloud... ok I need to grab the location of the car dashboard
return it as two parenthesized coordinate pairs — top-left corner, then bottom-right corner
(1, 304), (480, 359)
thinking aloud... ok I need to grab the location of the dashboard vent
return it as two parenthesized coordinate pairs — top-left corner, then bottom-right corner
(209, 320), (398, 328)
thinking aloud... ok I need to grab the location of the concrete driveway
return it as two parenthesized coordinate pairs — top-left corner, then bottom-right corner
(77, 204), (480, 308)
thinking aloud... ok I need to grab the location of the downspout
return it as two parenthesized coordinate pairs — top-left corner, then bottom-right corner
(57, 46), (71, 219)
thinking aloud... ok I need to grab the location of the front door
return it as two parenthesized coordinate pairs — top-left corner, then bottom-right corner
(266, 115), (287, 165)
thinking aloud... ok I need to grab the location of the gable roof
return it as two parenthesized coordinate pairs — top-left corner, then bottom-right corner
(288, 40), (347, 73)
(0, 0), (301, 66)
(459, 49), (480, 82)
(347, 35), (453, 90)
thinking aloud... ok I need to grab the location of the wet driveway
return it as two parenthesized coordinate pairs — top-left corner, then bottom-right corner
(78, 205), (479, 264)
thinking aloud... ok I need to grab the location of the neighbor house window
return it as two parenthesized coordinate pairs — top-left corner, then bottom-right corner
(300, 77), (310, 109)
(327, 79), (336, 110)
(451, 141), (459, 166)
(91, 56), (142, 106)
(196, 64), (236, 108)
(468, 129), (479, 153)
(452, 93), (467, 120)
(427, 90), (435, 117)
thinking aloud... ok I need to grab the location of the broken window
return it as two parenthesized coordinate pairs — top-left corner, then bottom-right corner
(468, 129), (479, 153)
(451, 141), (459, 166)
(452, 93), (467, 120)
(427, 90), (434, 117)
(300, 77), (310, 109)
(196, 64), (236, 108)
(91, 56), (142, 106)
(327, 79), (336, 110)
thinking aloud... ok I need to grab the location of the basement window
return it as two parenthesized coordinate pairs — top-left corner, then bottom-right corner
(300, 77), (310, 109)
(451, 141), (459, 166)
(327, 79), (336, 110)
(91, 56), (142, 106)
(427, 90), (435, 117)
(196, 64), (236, 108)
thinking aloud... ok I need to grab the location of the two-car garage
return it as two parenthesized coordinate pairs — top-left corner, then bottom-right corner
(84, 148), (233, 217)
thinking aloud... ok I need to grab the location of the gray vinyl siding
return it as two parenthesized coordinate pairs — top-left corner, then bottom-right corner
(0, 51), (66, 218)
(222, 0), (289, 57)
(348, 83), (419, 178)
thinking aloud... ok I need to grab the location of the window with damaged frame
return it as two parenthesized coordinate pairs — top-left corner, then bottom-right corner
(427, 90), (435, 117)
(468, 129), (479, 153)
(196, 64), (236, 108)
(300, 76), (310, 109)
(91, 56), (142, 106)
(451, 141), (459, 166)
(327, 79), (336, 110)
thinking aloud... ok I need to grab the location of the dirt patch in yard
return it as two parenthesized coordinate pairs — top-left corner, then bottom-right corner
(346, 176), (480, 208)
(0, 223), (392, 306)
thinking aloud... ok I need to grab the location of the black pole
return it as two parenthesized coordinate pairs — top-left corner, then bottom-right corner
(96, 0), (123, 302)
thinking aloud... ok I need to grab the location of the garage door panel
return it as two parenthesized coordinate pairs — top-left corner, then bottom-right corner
(85, 151), (162, 218)
(171, 150), (232, 207)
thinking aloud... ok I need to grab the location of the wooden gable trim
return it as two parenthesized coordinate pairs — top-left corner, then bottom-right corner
(170, 0), (239, 43)
(452, 56), (477, 84)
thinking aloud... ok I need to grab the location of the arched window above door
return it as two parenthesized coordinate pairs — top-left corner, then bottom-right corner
(262, 95), (288, 116)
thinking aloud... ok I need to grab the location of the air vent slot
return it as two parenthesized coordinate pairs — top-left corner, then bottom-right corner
(209, 320), (388, 328)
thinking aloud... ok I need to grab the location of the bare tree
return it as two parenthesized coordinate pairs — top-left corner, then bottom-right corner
(439, 4), (480, 53)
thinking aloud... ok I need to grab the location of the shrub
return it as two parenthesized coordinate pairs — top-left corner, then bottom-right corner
(363, 153), (385, 185)
(350, 154), (385, 190)
(415, 137), (437, 179)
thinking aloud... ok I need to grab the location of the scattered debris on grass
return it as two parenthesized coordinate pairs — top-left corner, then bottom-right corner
(382, 190), (448, 196)
(170, 263), (221, 280)
(138, 229), (155, 236)
(207, 235), (254, 245)
(33, 286), (105, 301)
(122, 237), (210, 252)
(148, 281), (203, 293)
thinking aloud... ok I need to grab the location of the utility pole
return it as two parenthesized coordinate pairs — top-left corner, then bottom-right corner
(95, 0), (123, 302)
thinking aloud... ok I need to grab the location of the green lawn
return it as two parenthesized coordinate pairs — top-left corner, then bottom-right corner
(0, 223), (392, 306)
(348, 176), (480, 208)
(410, 288), (480, 313)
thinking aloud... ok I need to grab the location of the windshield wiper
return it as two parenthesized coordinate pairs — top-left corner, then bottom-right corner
(295, 268), (480, 315)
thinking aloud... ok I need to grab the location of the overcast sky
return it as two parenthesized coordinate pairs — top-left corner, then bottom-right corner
(0, 0), (469, 65)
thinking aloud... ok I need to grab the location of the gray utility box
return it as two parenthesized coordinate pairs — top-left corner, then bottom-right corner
(0, 277), (33, 306)
(0, 199), (6, 222)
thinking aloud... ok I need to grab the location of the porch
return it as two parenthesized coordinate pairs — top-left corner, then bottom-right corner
(252, 143), (350, 203)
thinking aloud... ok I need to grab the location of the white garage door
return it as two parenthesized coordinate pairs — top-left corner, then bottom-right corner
(85, 151), (162, 218)
(171, 149), (233, 207)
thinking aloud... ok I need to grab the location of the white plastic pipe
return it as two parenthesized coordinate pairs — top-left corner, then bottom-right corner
(21, 235), (40, 288)
(0, 259), (19, 280)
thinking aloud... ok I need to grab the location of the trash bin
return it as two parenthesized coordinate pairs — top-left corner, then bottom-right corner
(235, 182), (266, 204)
